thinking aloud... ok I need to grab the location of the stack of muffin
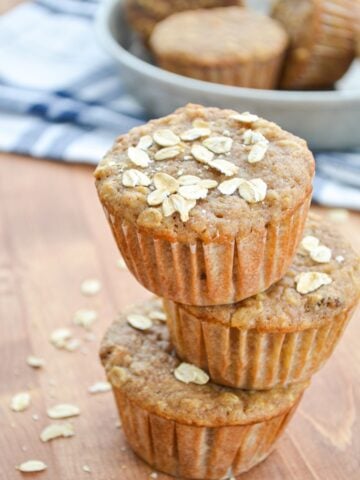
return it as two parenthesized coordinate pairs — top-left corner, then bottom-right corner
(94, 103), (360, 479)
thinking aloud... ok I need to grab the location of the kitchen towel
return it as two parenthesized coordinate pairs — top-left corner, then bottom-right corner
(0, 0), (145, 164)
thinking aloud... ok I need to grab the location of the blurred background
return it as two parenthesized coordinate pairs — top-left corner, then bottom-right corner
(0, 0), (359, 208)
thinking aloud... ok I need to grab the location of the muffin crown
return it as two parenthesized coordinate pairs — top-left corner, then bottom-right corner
(95, 104), (314, 242)
(150, 7), (288, 65)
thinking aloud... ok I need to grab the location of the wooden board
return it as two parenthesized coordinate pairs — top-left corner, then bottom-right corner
(0, 154), (359, 480)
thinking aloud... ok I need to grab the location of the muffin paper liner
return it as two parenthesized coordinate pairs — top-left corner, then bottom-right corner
(155, 52), (285, 89)
(165, 300), (356, 390)
(104, 192), (311, 306)
(279, 0), (355, 88)
(113, 389), (303, 479)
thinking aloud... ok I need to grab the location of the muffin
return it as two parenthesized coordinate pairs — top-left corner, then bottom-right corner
(149, 7), (288, 88)
(165, 214), (360, 389)
(100, 299), (308, 479)
(272, 0), (356, 89)
(94, 104), (314, 306)
(125, 0), (243, 41)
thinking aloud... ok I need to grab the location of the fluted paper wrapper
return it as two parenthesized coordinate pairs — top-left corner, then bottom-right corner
(279, 0), (356, 88)
(104, 194), (310, 306)
(113, 390), (302, 479)
(165, 300), (355, 389)
(155, 51), (285, 89)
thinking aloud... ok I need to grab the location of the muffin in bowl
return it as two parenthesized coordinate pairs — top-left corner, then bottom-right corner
(150, 7), (288, 88)
(272, 0), (356, 89)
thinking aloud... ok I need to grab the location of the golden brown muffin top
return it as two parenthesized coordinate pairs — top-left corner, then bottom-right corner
(173, 214), (360, 331)
(150, 7), (288, 65)
(95, 104), (314, 242)
(100, 298), (306, 427)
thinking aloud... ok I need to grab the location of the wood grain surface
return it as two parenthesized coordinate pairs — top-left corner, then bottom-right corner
(0, 155), (359, 480)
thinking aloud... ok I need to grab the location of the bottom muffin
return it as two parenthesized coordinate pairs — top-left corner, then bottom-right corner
(100, 299), (308, 479)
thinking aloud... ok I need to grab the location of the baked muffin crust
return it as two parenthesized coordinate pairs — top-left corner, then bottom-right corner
(149, 7), (288, 87)
(100, 298), (307, 427)
(95, 104), (314, 243)
(150, 7), (287, 67)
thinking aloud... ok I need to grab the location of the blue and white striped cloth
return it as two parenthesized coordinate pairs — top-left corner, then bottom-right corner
(0, 0), (360, 209)
(0, 0), (145, 163)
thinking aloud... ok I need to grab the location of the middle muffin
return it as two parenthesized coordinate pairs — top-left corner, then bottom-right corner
(165, 215), (360, 389)
(95, 103), (314, 305)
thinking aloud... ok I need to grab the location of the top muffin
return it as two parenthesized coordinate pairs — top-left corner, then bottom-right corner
(95, 104), (314, 243)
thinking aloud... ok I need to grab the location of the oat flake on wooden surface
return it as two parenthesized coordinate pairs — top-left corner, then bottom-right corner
(10, 392), (31, 412)
(47, 403), (80, 419)
(40, 423), (75, 442)
(16, 460), (47, 473)
(80, 279), (102, 296)
(88, 382), (111, 394)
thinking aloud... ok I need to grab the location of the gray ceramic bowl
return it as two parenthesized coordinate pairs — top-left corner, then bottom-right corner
(96, 0), (360, 149)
